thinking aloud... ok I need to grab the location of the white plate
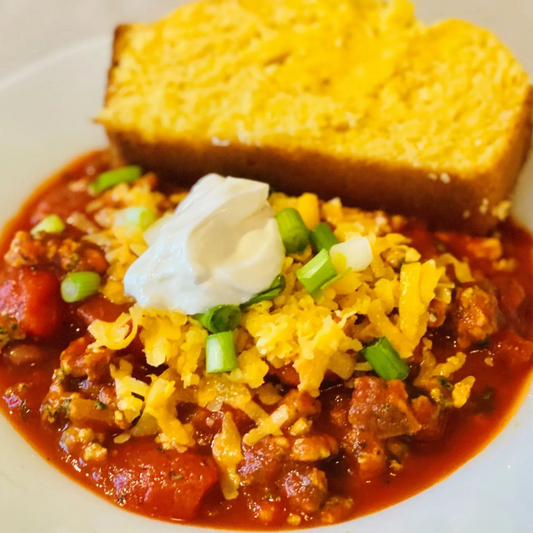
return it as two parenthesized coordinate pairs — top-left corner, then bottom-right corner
(1, 2), (533, 532)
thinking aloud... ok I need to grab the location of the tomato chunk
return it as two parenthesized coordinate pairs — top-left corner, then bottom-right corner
(77, 295), (129, 326)
(106, 440), (218, 521)
(0, 268), (64, 337)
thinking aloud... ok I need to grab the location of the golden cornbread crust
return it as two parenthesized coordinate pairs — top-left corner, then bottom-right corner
(101, 1), (533, 234)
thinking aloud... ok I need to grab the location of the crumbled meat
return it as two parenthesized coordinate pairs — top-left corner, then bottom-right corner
(348, 377), (421, 439)
(279, 464), (328, 514)
(239, 436), (290, 486)
(427, 298), (449, 328)
(411, 395), (447, 441)
(343, 429), (387, 479)
(454, 284), (500, 348)
(289, 434), (339, 462)
(491, 329), (533, 368)
(60, 336), (113, 382)
(5, 231), (107, 273)
(279, 389), (321, 426)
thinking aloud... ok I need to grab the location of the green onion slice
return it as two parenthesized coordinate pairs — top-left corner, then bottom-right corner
(115, 207), (156, 230)
(89, 166), (142, 195)
(241, 275), (286, 308)
(206, 331), (239, 374)
(309, 222), (339, 252)
(275, 208), (309, 254)
(361, 337), (410, 381)
(31, 214), (66, 236)
(296, 249), (337, 295)
(61, 272), (101, 303)
(195, 305), (242, 333)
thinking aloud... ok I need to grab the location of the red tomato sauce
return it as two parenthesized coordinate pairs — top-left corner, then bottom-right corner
(1, 151), (533, 529)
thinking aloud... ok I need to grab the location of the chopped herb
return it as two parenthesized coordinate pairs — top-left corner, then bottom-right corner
(11, 324), (18, 331)
(241, 275), (286, 308)
(61, 398), (72, 418)
(94, 400), (107, 410)
(361, 337), (410, 381)
(275, 208), (309, 253)
(439, 378), (453, 389)
(195, 305), (242, 333)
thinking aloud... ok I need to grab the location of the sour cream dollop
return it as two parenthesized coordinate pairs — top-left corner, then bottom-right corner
(123, 174), (284, 315)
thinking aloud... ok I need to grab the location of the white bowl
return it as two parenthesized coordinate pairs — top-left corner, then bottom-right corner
(1, 1), (533, 532)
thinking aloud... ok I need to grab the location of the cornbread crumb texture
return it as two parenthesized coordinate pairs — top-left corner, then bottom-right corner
(99, 0), (533, 233)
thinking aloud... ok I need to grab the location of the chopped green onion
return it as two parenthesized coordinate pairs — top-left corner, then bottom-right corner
(361, 337), (410, 381)
(206, 331), (239, 373)
(296, 249), (337, 295)
(89, 165), (142, 194)
(275, 208), (309, 254)
(31, 214), (66, 236)
(310, 222), (339, 252)
(60, 272), (101, 303)
(195, 305), (242, 333)
(115, 207), (156, 230)
(241, 275), (286, 308)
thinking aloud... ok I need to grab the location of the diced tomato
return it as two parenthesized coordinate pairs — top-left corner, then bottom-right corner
(106, 440), (218, 521)
(0, 268), (64, 337)
(77, 295), (129, 326)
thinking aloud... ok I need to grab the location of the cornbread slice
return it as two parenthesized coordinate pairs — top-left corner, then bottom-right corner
(98, 0), (532, 234)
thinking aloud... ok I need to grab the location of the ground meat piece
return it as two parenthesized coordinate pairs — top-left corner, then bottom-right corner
(491, 329), (533, 368)
(239, 436), (290, 486)
(5, 231), (107, 273)
(60, 426), (107, 462)
(185, 405), (251, 449)
(279, 389), (321, 426)
(411, 395), (447, 441)
(343, 429), (387, 479)
(492, 275), (526, 315)
(289, 434), (339, 462)
(67, 397), (116, 428)
(454, 284), (499, 349)
(427, 298), (449, 328)
(274, 364), (300, 386)
(279, 464), (328, 514)
(60, 336), (113, 382)
(348, 377), (421, 439)
(319, 496), (354, 525)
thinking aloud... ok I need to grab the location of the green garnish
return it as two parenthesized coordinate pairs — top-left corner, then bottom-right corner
(296, 249), (337, 295)
(241, 275), (286, 308)
(275, 208), (309, 254)
(89, 166), (142, 194)
(31, 214), (66, 236)
(60, 272), (101, 303)
(309, 222), (339, 252)
(195, 305), (242, 333)
(206, 331), (239, 374)
(115, 206), (156, 230)
(361, 337), (410, 381)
